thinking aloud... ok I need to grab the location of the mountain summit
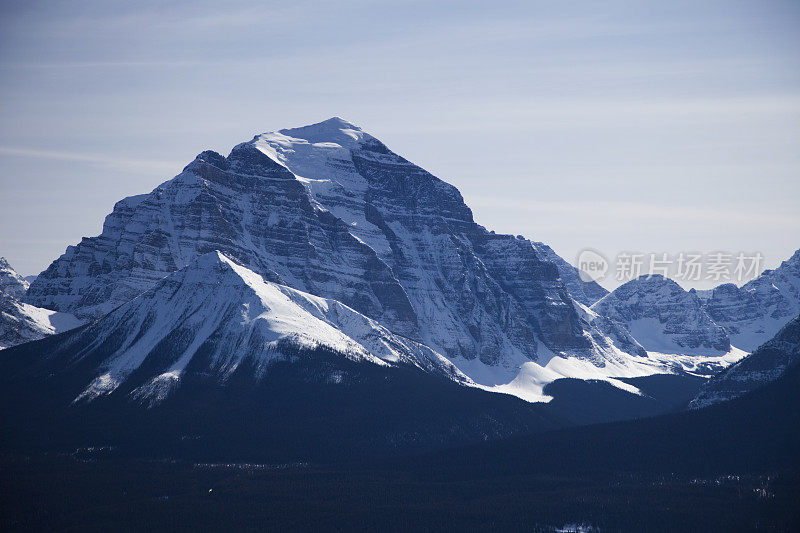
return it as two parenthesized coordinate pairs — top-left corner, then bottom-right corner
(0, 257), (29, 299)
(278, 116), (368, 148)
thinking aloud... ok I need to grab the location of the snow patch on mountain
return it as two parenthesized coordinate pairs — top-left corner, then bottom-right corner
(0, 298), (83, 350)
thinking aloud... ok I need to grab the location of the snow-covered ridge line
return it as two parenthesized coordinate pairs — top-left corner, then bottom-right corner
(67, 251), (469, 405)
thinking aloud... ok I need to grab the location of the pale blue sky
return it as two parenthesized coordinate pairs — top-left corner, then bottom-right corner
(1, 0), (798, 289)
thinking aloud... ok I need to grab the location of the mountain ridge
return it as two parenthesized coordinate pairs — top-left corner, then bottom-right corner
(37, 250), (467, 406)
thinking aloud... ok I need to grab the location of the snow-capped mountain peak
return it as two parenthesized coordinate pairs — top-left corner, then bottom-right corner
(0, 257), (29, 299)
(277, 116), (368, 148)
(26, 118), (600, 369)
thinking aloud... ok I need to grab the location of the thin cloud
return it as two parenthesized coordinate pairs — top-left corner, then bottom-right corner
(0, 146), (182, 175)
(468, 197), (800, 227)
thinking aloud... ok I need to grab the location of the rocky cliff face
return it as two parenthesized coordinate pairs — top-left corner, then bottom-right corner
(25, 118), (627, 369)
(705, 250), (800, 351)
(530, 242), (608, 306)
(591, 275), (730, 355)
(690, 315), (800, 409)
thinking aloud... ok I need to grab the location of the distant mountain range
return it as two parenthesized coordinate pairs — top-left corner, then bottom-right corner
(0, 258), (81, 349)
(594, 250), (800, 354)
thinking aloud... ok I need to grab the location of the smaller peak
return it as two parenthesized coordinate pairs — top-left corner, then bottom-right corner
(613, 273), (683, 295)
(184, 150), (229, 172)
(0, 257), (10, 268)
(710, 282), (741, 299)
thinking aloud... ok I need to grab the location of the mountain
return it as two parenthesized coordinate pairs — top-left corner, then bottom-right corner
(690, 314), (800, 409)
(0, 258), (82, 349)
(0, 257), (29, 299)
(705, 249), (800, 351)
(22, 117), (784, 401)
(591, 274), (731, 356)
(23, 117), (665, 401)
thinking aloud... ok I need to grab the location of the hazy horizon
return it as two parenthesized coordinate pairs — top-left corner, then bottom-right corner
(1, 1), (799, 290)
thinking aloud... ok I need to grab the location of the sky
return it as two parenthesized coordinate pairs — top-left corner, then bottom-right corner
(0, 0), (798, 289)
